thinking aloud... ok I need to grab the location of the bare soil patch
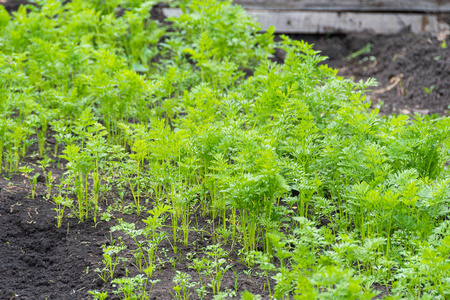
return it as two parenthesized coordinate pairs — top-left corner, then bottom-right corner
(285, 31), (449, 116)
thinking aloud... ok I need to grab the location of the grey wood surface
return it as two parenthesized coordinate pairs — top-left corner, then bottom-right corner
(164, 7), (450, 34)
(233, 0), (450, 13)
(249, 11), (448, 34)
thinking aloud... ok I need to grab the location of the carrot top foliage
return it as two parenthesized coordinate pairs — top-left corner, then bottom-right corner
(1, 0), (450, 299)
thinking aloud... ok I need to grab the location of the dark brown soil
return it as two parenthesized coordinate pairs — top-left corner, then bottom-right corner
(0, 186), (109, 299)
(284, 31), (450, 116)
(0, 0), (30, 12)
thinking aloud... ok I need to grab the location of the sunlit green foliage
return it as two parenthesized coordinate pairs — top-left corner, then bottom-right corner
(2, 0), (450, 298)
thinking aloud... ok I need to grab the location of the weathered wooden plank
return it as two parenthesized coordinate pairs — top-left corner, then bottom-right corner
(163, 8), (450, 34)
(248, 10), (450, 34)
(233, 0), (450, 13)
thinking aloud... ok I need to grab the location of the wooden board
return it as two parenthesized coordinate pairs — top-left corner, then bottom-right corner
(233, 0), (450, 13)
(163, 8), (450, 34)
(249, 10), (450, 34)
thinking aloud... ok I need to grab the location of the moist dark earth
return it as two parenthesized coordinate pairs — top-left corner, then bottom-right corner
(1, 1), (450, 299)
(287, 30), (450, 116)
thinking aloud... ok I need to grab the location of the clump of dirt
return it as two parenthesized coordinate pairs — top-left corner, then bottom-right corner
(285, 31), (450, 116)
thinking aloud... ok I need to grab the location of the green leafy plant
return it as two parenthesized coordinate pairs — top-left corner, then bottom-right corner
(38, 157), (54, 199)
(19, 165), (39, 199)
(346, 42), (373, 60)
(52, 195), (71, 228)
(111, 204), (170, 278)
(59, 109), (111, 223)
(112, 275), (159, 300)
(171, 271), (196, 300)
(88, 290), (108, 300)
(96, 236), (127, 282)
(190, 244), (232, 295)
(424, 85), (435, 94)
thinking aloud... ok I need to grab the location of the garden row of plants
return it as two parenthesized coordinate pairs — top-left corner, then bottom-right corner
(1, 0), (450, 298)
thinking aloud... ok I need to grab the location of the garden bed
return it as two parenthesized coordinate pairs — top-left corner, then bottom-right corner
(1, 1), (450, 300)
